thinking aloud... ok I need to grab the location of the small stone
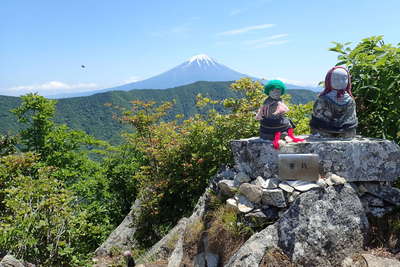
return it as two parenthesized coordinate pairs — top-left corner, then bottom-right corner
(325, 177), (334, 186)
(252, 176), (267, 188)
(264, 178), (280, 189)
(316, 178), (327, 188)
(239, 183), (262, 204)
(330, 174), (347, 185)
(218, 179), (237, 197)
(234, 172), (251, 185)
(237, 195), (254, 213)
(262, 188), (286, 208)
(286, 180), (320, 192)
(278, 181), (294, 193)
(288, 191), (301, 203)
(226, 198), (238, 211)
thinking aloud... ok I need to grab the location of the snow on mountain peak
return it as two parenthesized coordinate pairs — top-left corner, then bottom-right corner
(187, 54), (217, 66)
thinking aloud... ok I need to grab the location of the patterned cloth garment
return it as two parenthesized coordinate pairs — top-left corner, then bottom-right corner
(310, 92), (358, 134)
(258, 97), (295, 140)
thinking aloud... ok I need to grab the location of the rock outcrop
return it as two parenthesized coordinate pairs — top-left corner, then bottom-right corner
(106, 136), (400, 266)
(95, 199), (141, 256)
(231, 136), (400, 182)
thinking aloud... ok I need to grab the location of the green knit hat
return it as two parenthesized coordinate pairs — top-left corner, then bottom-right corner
(264, 79), (286, 95)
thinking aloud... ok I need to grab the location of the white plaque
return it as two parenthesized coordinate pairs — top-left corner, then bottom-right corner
(279, 154), (319, 181)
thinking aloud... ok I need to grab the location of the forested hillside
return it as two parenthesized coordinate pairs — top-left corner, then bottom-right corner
(0, 81), (317, 143)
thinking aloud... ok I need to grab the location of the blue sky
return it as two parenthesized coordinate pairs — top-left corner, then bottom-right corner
(1, 0), (399, 96)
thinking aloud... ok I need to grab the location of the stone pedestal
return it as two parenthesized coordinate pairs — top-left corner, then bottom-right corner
(230, 136), (400, 182)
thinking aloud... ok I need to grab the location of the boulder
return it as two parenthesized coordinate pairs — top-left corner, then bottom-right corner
(230, 137), (400, 182)
(226, 184), (369, 267)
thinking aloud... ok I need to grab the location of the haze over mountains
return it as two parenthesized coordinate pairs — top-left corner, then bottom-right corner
(46, 54), (320, 99)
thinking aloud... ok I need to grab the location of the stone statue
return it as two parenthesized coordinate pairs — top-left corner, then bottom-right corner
(310, 66), (358, 138)
(256, 80), (304, 149)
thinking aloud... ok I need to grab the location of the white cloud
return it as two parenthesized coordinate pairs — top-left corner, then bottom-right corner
(3, 81), (99, 96)
(243, 33), (288, 45)
(218, 24), (275, 36)
(122, 76), (141, 84)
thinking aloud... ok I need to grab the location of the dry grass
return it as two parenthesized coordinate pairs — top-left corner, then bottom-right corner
(259, 248), (294, 267)
(367, 209), (400, 253)
(206, 205), (253, 265)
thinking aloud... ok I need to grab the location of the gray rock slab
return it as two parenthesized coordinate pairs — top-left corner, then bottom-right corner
(262, 188), (286, 208)
(239, 183), (262, 203)
(230, 136), (400, 182)
(0, 255), (24, 267)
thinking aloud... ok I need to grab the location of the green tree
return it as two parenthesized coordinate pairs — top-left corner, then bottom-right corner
(12, 93), (56, 153)
(330, 36), (400, 142)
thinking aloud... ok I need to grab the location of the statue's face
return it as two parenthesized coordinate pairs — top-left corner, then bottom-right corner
(331, 68), (349, 90)
(269, 88), (281, 99)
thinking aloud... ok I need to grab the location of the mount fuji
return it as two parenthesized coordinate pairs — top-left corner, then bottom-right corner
(109, 54), (251, 91)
